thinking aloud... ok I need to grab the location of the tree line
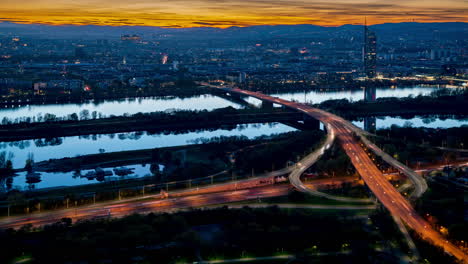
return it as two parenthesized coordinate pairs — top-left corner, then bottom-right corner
(0, 206), (375, 263)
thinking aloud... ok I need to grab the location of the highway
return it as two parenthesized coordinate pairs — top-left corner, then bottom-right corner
(329, 115), (427, 198)
(288, 122), (372, 203)
(0, 134), (345, 230)
(359, 135), (428, 198)
(0, 185), (290, 230)
(210, 83), (427, 198)
(0, 85), (465, 261)
(224, 203), (376, 211)
(0, 175), (366, 230)
(211, 85), (467, 262)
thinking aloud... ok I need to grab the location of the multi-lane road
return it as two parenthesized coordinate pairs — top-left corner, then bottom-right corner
(0, 185), (290, 230)
(213, 85), (467, 262)
(0, 84), (466, 262)
(0, 175), (367, 230)
(288, 122), (372, 203)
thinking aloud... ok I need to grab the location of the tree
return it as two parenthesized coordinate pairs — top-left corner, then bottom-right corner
(69, 113), (79, 121)
(0, 151), (14, 175)
(2, 117), (10, 125)
(403, 121), (414, 128)
(5, 160), (13, 172)
(25, 153), (34, 173)
(79, 109), (90, 120)
(43, 113), (57, 122)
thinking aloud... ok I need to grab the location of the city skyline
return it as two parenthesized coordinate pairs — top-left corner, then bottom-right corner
(0, 1), (467, 263)
(0, 0), (467, 28)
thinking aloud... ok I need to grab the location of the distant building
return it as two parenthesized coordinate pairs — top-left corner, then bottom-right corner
(33, 82), (47, 94)
(129, 77), (149, 87)
(161, 53), (168, 64)
(75, 45), (87, 58)
(290, 47), (300, 56)
(456, 67), (468, 77)
(364, 117), (376, 132)
(172, 61), (179, 71)
(364, 86), (376, 101)
(442, 64), (457, 76)
(121, 35), (141, 41)
(431, 49), (451, 60)
(239, 72), (247, 83)
(0, 78), (32, 94)
(34, 79), (84, 94)
(225, 72), (247, 84)
(96, 39), (109, 45)
(363, 23), (377, 78)
(363, 85), (377, 132)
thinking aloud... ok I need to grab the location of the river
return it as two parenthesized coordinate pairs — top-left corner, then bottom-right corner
(0, 86), (443, 122)
(0, 94), (242, 121)
(0, 123), (296, 169)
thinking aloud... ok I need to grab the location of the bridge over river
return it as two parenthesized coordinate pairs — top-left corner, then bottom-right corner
(204, 83), (467, 263)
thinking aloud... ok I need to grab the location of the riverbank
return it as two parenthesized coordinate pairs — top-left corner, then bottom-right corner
(249, 79), (450, 93)
(0, 107), (302, 141)
(317, 90), (468, 118)
(4, 91), (468, 142)
(32, 144), (206, 172)
(0, 85), (206, 106)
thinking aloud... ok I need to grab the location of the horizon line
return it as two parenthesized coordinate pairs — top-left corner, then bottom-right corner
(1, 20), (467, 29)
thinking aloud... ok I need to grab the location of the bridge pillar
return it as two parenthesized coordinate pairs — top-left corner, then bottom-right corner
(228, 92), (242, 99)
(302, 114), (320, 130)
(364, 117), (376, 132)
(261, 101), (274, 109)
(364, 86), (377, 102)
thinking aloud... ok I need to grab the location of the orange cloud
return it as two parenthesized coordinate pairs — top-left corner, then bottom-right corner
(0, 0), (466, 27)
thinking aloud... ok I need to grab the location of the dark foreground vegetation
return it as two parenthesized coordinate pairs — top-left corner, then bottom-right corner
(415, 181), (467, 245)
(313, 143), (356, 177)
(375, 125), (468, 150)
(234, 130), (325, 174)
(370, 208), (458, 264)
(1, 205), (457, 264)
(0, 206), (382, 264)
(369, 126), (468, 167)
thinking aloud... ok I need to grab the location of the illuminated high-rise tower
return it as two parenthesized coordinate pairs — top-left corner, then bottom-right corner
(363, 19), (377, 78)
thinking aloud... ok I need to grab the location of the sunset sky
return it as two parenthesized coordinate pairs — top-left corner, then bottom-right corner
(0, 0), (467, 28)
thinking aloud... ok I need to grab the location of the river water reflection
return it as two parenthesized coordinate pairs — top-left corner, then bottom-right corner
(2, 164), (156, 192)
(272, 85), (441, 104)
(0, 86), (443, 121)
(1, 85), (466, 191)
(0, 123), (296, 169)
(354, 116), (468, 131)
(0, 94), (243, 121)
(242, 85), (442, 106)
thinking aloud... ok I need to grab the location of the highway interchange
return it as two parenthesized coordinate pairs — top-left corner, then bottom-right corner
(217, 85), (467, 262)
(0, 84), (466, 262)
